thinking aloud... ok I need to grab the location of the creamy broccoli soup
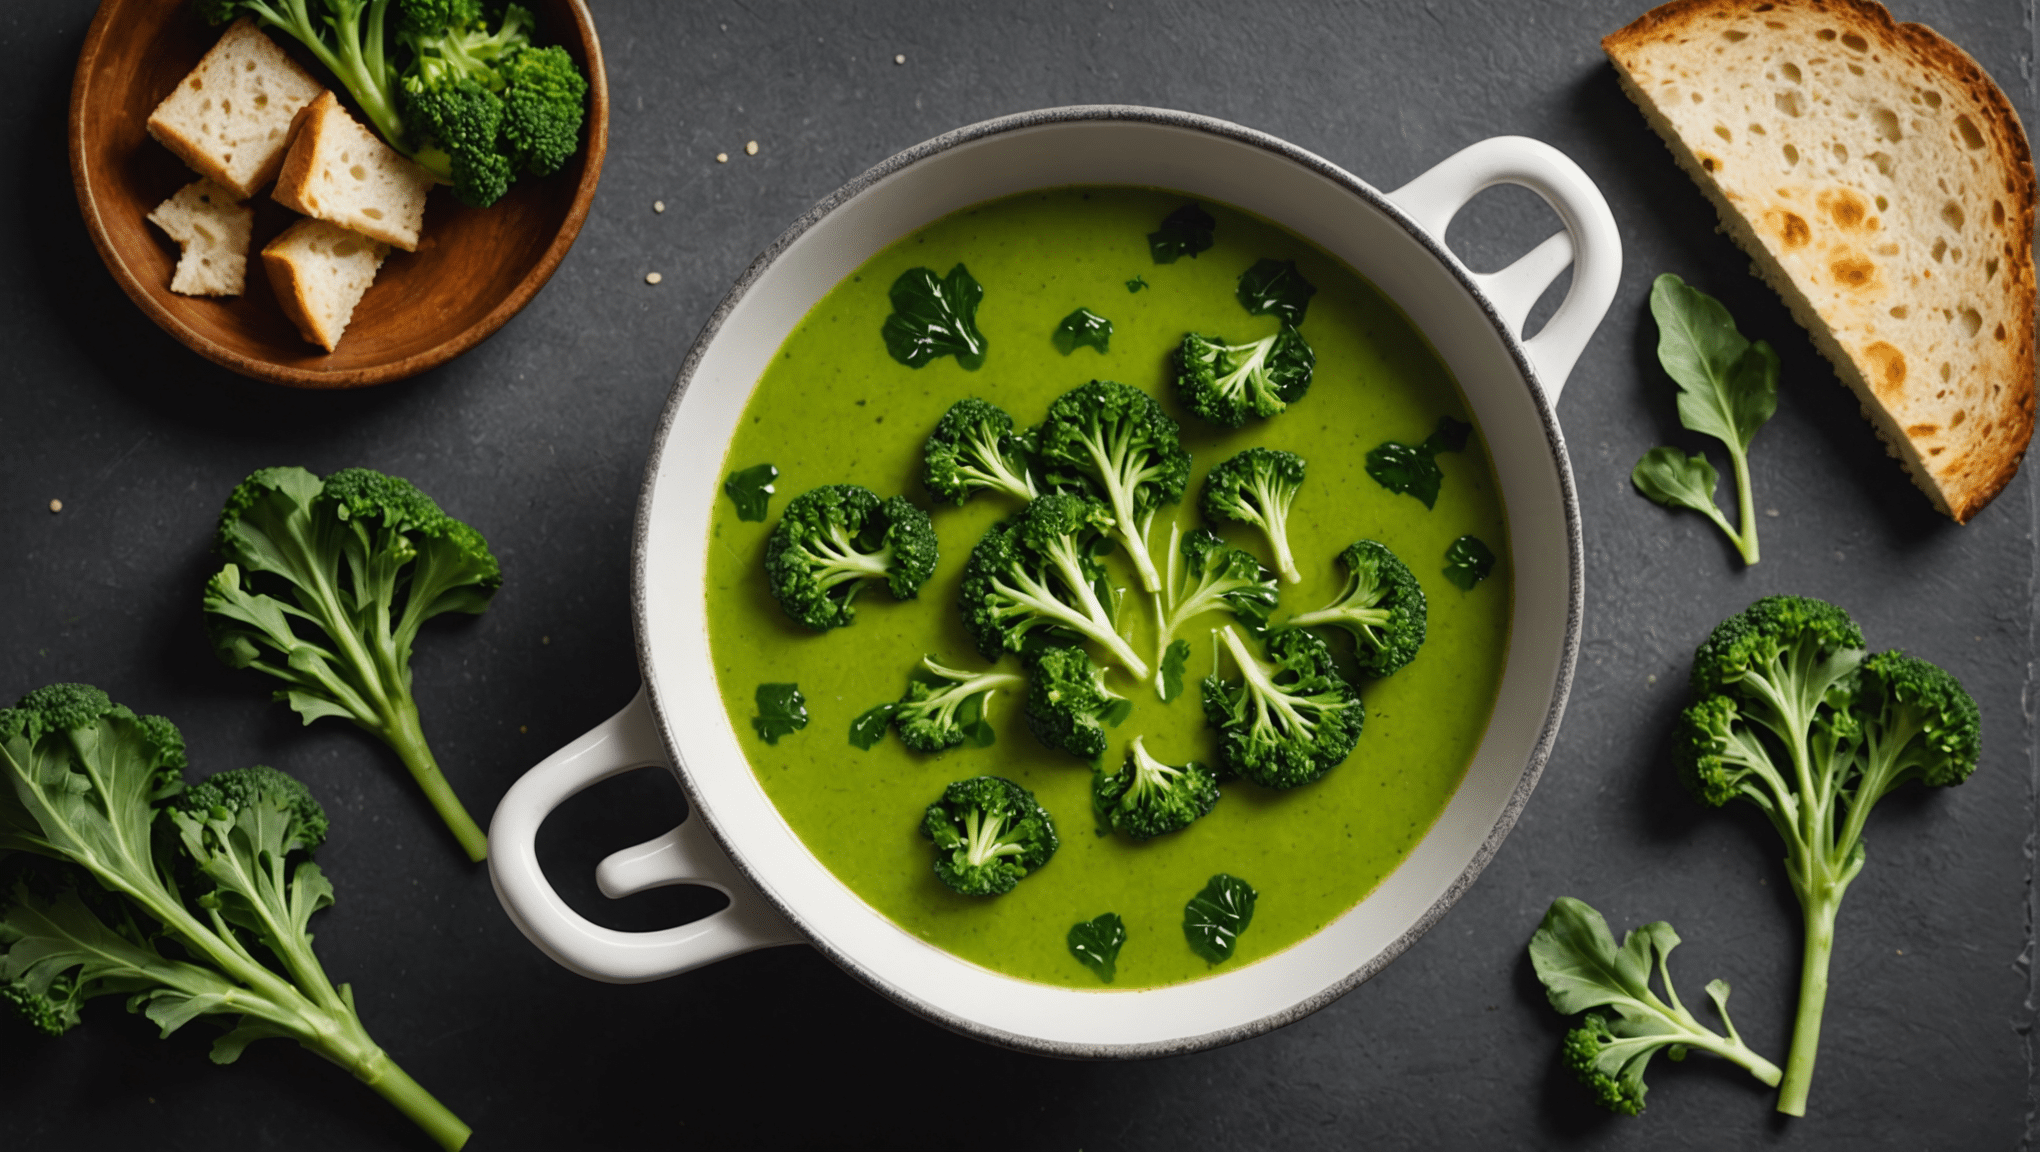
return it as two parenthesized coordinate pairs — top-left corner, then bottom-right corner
(705, 187), (1510, 990)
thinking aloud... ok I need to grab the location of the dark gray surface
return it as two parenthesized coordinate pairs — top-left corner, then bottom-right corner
(0, 0), (2031, 1147)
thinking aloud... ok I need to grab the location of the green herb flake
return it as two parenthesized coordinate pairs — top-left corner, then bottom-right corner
(723, 463), (778, 522)
(1052, 308), (1113, 356)
(1125, 275), (1148, 293)
(1159, 638), (1191, 703)
(1148, 203), (1215, 264)
(849, 701), (899, 750)
(1365, 416), (1474, 508)
(1068, 912), (1127, 983)
(1236, 258), (1316, 326)
(1443, 536), (1496, 590)
(752, 683), (809, 744)
(881, 264), (988, 370)
(1183, 873), (1257, 963)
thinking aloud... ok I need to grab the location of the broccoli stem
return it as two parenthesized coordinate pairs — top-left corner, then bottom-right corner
(1777, 892), (1840, 1116)
(1729, 448), (1761, 565)
(353, 1050), (474, 1151)
(387, 698), (490, 862)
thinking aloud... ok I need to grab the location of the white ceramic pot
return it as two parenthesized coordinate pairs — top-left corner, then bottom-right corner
(490, 107), (1619, 1057)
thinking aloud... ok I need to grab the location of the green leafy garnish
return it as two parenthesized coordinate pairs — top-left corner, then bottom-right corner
(752, 683), (808, 744)
(1052, 308), (1113, 355)
(1158, 638), (1191, 703)
(1528, 897), (1783, 1116)
(1631, 274), (1776, 565)
(1364, 416), (1474, 508)
(1442, 535), (1495, 590)
(1148, 202), (1215, 263)
(882, 264), (987, 370)
(1183, 873), (1256, 963)
(1125, 276), (1148, 293)
(849, 702), (899, 750)
(1236, 258), (1316, 326)
(723, 463), (778, 522)
(1068, 912), (1127, 983)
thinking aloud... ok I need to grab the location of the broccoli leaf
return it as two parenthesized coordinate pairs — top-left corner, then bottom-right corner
(1236, 259), (1316, 326)
(957, 694), (997, 748)
(1125, 276), (1148, 293)
(1159, 639), (1191, 703)
(849, 702), (899, 750)
(723, 463), (778, 522)
(1067, 912), (1127, 983)
(882, 264), (987, 370)
(752, 683), (808, 745)
(1365, 417), (1471, 509)
(1443, 536), (1495, 590)
(1632, 448), (1741, 538)
(1148, 203), (1215, 263)
(1183, 873), (1256, 963)
(1052, 308), (1113, 355)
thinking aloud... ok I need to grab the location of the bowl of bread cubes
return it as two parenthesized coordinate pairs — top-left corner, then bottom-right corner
(70, 0), (607, 389)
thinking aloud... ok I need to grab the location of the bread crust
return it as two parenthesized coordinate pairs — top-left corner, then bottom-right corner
(1605, 0), (2035, 522)
(272, 91), (433, 251)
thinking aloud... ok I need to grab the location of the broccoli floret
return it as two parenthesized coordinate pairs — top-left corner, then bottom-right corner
(920, 776), (1058, 896)
(1286, 540), (1427, 677)
(892, 657), (1027, 753)
(1529, 898), (1782, 1116)
(1035, 381), (1191, 594)
(203, 466), (499, 863)
(1093, 736), (1220, 841)
(1201, 625), (1360, 789)
(1023, 645), (1132, 760)
(0, 688), (469, 1150)
(207, 0), (587, 208)
(765, 485), (938, 632)
(922, 397), (1038, 505)
(958, 495), (1149, 679)
(1671, 595), (1978, 1116)
(1173, 327), (1314, 428)
(1201, 448), (1306, 585)
(1150, 525), (1278, 697)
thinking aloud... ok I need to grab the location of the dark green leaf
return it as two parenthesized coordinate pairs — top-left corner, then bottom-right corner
(1443, 536), (1495, 591)
(1125, 276), (1148, 293)
(1159, 639), (1191, 703)
(1068, 912), (1127, 983)
(849, 702), (899, 750)
(1424, 416), (1473, 455)
(1184, 873), (1257, 963)
(957, 694), (997, 748)
(1650, 274), (1777, 453)
(1631, 446), (1725, 517)
(1052, 308), (1113, 355)
(723, 463), (778, 522)
(752, 683), (808, 744)
(1101, 697), (1134, 728)
(1148, 203), (1215, 264)
(1236, 258), (1316, 326)
(1365, 440), (1444, 508)
(882, 264), (988, 370)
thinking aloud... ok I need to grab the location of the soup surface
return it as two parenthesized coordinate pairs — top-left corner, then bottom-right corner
(706, 187), (1511, 990)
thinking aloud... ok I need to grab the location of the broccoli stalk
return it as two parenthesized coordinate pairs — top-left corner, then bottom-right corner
(0, 687), (469, 1149)
(1150, 524), (1278, 696)
(922, 398), (1038, 505)
(1201, 448), (1306, 585)
(1036, 381), (1192, 594)
(1201, 625), (1361, 789)
(920, 776), (1059, 896)
(203, 467), (499, 862)
(1093, 736), (1220, 840)
(1673, 597), (1980, 1115)
(765, 485), (939, 632)
(959, 495), (1148, 679)
(1286, 540), (1427, 678)
(893, 657), (1027, 753)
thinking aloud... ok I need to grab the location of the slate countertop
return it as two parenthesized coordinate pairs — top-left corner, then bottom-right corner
(1, 1), (2032, 1147)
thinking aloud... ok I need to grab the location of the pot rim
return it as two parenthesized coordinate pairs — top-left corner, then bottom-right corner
(629, 104), (1584, 1059)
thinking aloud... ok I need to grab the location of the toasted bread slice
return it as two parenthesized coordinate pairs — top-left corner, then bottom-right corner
(145, 178), (254, 297)
(262, 218), (390, 352)
(145, 18), (325, 201)
(1605, 0), (2036, 522)
(273, 91), (436, 251)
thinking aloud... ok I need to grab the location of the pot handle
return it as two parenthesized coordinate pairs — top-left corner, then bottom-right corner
(489, 686), (802, 984)
(1385, 135), (1621, 401)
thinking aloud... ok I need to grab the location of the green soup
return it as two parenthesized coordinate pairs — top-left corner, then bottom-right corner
(705, 187), (1510, 990)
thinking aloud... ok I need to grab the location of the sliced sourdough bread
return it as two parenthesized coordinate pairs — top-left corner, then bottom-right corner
(146, 179), (254, 297)
(262, 218), (390, 352)
(1605, 0), (2036, 522)
(145, 17), (326, 201)
(273, 91), (436, 252)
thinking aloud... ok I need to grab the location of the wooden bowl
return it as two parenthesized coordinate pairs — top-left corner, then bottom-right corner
(69, 0), (608, 389)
